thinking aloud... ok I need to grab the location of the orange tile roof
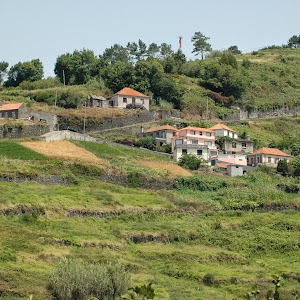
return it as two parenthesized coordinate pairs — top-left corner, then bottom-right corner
(210, 123), (237, 133)
(250, 147), (290, 157)
(216, 163), (229, 169)
(144, 125), (178, 133)
(0, 103), (23, 111)
(179, 126), (215, 133)
(114, 87), (149, 98)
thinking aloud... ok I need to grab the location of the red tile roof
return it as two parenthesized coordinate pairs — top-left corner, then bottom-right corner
(210, 123), (237, 133)
(179, 126), (215, 133)
(114, 87), (149, 98)
(0, 103), (23, 111)
(216, 163), (229, 169)
(250, 147), (290, 157)
(144, 125), (178, 133)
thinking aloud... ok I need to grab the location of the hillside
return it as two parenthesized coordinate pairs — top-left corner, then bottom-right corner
(0, 139), (299, 299)
(1, 48), (300, 121)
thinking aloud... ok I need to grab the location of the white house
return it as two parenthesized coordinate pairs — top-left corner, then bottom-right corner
(210, 123), (238, 139)
(171, 126), (218, 162)
(138, 125), (178, 148)
(109, 87), (150, 110)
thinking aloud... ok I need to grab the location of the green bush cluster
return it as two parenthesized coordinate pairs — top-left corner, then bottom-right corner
(174, 176), (228, 191)
(49, 258), (130, 300)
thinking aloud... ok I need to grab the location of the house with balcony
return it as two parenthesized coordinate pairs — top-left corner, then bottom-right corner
(247, 147), (291, 167)
(210, 123), (238, 139)
(221, 139), (254, 154)
(109, 87), (150, 110)
(138, 125), (178, 148)
(171, 126), (218, 162)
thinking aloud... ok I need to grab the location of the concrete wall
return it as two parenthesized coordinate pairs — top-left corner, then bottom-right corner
(39, 130), (97, 142)
(0, 124), (50, 139)
(57, 110), (180, 133)
(227, 165), (244, 177)
(222, 105), (300, 121)
(30, 110), (58, 131)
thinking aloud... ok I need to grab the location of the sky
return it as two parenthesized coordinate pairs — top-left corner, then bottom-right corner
(2, 0), (300, 78)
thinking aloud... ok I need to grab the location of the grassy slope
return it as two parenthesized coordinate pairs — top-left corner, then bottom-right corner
(0, 140), (299, 299)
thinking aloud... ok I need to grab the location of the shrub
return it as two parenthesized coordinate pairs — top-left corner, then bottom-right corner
(174, 176), (228, 191)
(49, 258), (130, 300)
(178, 153), (204, 170)
(135, 136), (156, 151)
(203, 273), (216, 286)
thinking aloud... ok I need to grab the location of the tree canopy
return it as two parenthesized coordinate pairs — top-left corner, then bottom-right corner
(191, 31), (212, 59)
(5, 59), (43, 87)
(0, 61), (9, 85)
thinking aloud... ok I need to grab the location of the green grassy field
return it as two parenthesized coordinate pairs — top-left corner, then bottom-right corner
(0, 140), (299, 299)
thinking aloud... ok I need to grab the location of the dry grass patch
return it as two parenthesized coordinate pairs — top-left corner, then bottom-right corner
(139, 159), (191, 177)
(20, 140), (108, 166)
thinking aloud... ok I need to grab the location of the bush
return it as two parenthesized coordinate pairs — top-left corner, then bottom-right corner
(135, 136), (156, 151)
(203, 273), (216, 286)
(49, 258), (130, 300)
(178, 153), (204, 170)
(174, 176), (228, 191)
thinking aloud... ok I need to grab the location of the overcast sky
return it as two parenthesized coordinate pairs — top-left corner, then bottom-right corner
(2, 0), (300, 77)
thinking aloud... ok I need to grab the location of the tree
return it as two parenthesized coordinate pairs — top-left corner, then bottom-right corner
(0, 61), (9, 85)
(159, 43), (173, 59)
(147, 43), (160, 58)
(135, 136), (156, 150)
(5, 59), (43, 87)
(228, 45), (242, 55)
(201, 61), (246, 98)
(102, 44), (130, 64)
(191, 31), (212, 59)
(219, 52), (238, 70)
(178, 153), (204, 170)
(287, 35), (300, 48)
(277, 159), (288, 176)
(102, 61), (134, 92)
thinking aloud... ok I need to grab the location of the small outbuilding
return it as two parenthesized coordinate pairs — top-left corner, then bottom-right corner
(0, 102), (29, 119)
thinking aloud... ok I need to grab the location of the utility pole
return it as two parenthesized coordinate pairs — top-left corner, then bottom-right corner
(62, 70), (66, 86)
(83, 99), (87, 135)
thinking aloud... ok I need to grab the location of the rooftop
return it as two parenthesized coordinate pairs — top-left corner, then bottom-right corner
(144, 125), (178, 133)
(250, 147), (290, 157)
(210, 123), (237, 133)
(113, 87), (149, 98)
(0, 102), (23, 111)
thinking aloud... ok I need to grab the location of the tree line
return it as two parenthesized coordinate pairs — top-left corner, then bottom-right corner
(1, 33), (299, 109)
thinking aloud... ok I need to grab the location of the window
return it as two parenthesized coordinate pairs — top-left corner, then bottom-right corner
(242, 143), (247, 148)
(275, 158), (279, 164)
(197, 149), (203, 156)
(173, 132), (177, 136)
(206, 132), (211, 137)
(182, 149), (187, 154)
(199, 131), (203, 135)
(175, 139), (183, 145)
(123, 97), (127, 103)
(191, 139), (198, 144)
(232, 142), (237, 148)
(141, 99), (144, 104)
(268, 157), (272, 163)
(257, 156), (260, 163)
(161, 131), (166, 139)
(190, 130), (196, 135)
(205, 141), (212, 146)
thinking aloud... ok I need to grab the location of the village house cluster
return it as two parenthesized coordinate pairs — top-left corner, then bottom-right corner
(0, 87), (292, 177)
(139, 122), (291, 177)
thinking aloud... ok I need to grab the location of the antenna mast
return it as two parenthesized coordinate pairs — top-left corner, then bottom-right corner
(179, 36), (182, 49)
